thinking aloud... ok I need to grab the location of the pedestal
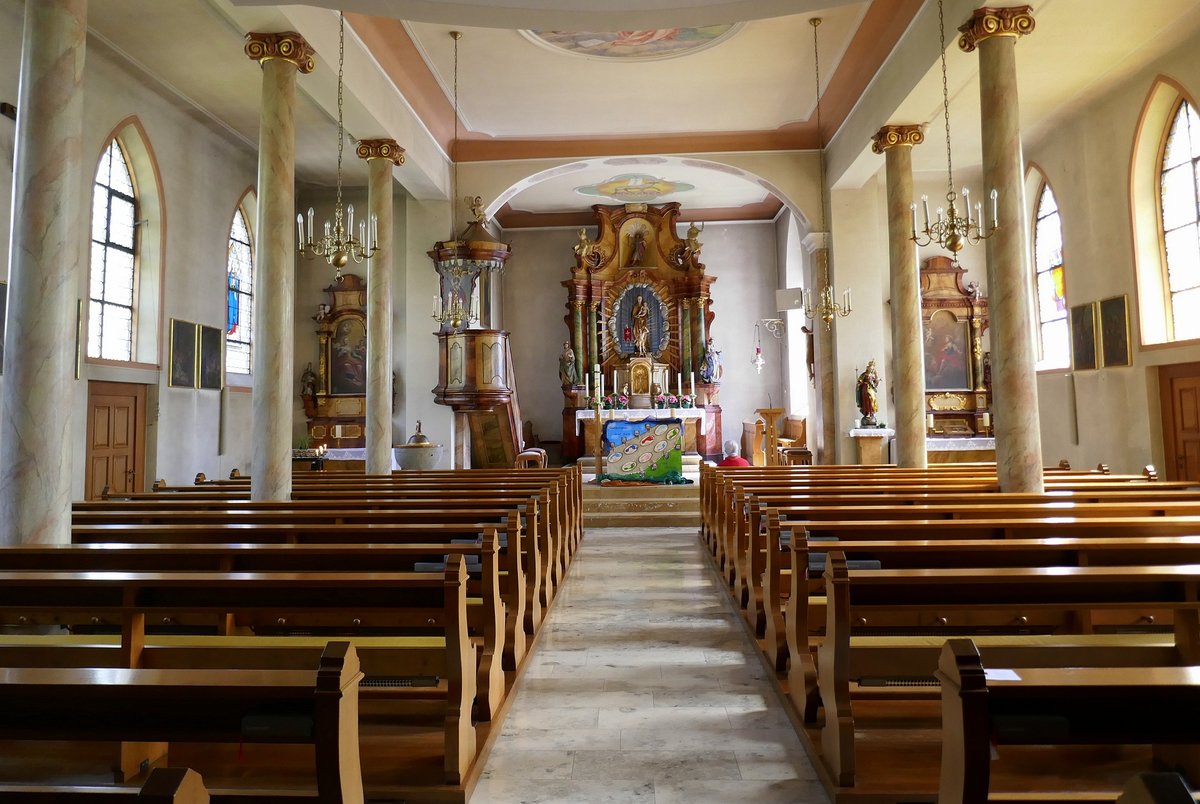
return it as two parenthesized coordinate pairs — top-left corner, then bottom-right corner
(756, 408), (785, 466)
(849, 428), (895, 465)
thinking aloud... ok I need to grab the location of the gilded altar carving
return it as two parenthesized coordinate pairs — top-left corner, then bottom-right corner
(243, 32), (316, 72)
(958, 6), (1035, 52)
(928, 392), (968, 411)
(871, 124), (925, 154)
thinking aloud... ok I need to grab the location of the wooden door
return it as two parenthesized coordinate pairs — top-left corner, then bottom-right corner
(85, 381), (146, 500)
(1160, 363), (1200, 481)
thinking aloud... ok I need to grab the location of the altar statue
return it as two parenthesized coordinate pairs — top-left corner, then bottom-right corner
(856, 360), (880, 427)
(628, 230), (647, 267)
(699, 336), (723, 383)
(558, 341), (579, 386)
(631, 295), (651, 355)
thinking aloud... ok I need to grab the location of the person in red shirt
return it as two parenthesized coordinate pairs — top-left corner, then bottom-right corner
(717, 439), (750, 467)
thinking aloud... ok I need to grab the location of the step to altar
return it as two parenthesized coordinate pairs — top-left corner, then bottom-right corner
(581, 481), (701, 528)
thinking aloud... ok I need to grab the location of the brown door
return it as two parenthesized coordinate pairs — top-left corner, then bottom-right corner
(1160, 362), (1200, 481)
(85, 381), (146, 500)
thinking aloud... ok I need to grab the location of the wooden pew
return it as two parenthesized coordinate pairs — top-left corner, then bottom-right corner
(0, 536), (509, 721)
(0, 643), (363, 803)
(73, 507), (544, 644)
(0, 767), (209, 803)
(937, 638), (1200, 804)
(816, 555), (1200, 789)
(0, 563), (477, 786)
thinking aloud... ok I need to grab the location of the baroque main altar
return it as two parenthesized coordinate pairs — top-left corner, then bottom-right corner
(561, 202), (722, 460)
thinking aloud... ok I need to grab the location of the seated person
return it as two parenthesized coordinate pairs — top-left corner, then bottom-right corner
(717, 439), (750, 467)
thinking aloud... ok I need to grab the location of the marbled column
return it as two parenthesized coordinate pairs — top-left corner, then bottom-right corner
(803, 233), (837, 465)
(681, 303), (692, 376)
(244, 32), (314, 501)
(588, 303), (600, 371)
(357, 139), (405, 475)
(872, 125), (927, 468)
(960, 7), (1043, 492)
(694, 298), (708, 374)
(0, 0), (87, 545)
(571, 301), (584, 384)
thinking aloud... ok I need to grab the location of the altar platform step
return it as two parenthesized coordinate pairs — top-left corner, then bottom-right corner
(581, 483), (701, 528)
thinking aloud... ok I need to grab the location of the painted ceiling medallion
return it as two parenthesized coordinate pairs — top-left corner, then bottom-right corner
(523, 25), (739, 60)
(576, 173), (695, 203)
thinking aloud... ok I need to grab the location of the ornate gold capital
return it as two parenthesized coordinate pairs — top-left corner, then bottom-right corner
(571, 300), (584, 311)
(871, 125), (924, 154)
(958, 6), (1035, 52)
(244, 32), (316, 73)
(356, 138), (406, 166)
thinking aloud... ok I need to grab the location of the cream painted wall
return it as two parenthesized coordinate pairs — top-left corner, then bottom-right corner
(501, 221), (783, 458)
(1022, 26), (1200, 475)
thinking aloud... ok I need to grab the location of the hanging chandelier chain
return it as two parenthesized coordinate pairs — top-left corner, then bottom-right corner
(812, 18), (827, 247)
(938, 0), (954, 201)
(452, 30), (461, 231)
(335, 11), (345, 223)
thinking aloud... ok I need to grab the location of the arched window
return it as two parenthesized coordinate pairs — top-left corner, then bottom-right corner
(1160, 99), (1200, 340)
(226, 207), (254, 375)
(88, 139), (137, 360)
(1033, 183), (1069, 369)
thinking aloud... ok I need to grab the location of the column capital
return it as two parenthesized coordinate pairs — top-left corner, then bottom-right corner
(871, 125), (924, 154)
(356, 138), (406, 166)
(244, 32), (316, 73)
(958, 6), (1035, 52)
(802, 232), (829, 253)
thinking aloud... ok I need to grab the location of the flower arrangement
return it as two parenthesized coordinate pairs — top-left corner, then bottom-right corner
(678, 394), (695, 408)
(616, 394), (629, 409)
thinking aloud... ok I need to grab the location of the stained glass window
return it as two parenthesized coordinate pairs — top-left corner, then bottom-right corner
(1033, 183), (1069, 369)
(1161, 100), (1200, 340)
(88, 139), (137, 361)
(226, 208), (254, 375)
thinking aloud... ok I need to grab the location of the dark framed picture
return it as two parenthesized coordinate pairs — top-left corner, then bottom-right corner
(923, 309), (971, 390)
(198, 325), (223, 390)
(1098, 294), (1131, 368)
(1070, 302), (1098, 371)
(169, 318), (197, 388)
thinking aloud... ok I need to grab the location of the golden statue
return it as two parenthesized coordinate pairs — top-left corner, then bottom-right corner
(686, 221), (705, 254)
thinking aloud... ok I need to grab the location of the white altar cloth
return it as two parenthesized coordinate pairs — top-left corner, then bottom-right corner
(574, 408), (706, 436)
(324, 448), (401, 470)
(926, 437), (995, 451)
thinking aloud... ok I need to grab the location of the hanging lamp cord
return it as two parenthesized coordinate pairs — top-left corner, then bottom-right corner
(811, 17), (831, 290)
(937, 0), (955, 202)
(334, 12), (346, 229)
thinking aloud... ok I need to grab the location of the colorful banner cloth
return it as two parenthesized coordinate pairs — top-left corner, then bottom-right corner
(601, 417), (689, 484)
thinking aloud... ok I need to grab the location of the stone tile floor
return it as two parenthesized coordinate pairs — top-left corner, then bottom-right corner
(469, 526), (830, 804)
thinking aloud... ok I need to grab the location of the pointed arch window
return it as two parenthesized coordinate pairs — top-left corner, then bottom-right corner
(226, 208), (254, 375)
(1033, 183), (1069, 370)
(88, 139), (138, 361)
(1161, 99), (1200, 340)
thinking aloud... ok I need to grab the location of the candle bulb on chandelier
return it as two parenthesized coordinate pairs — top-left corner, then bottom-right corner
(307, 208), (315, 242)
(921, 195), (931, 228)
(909, 203), (918, 237)
(990, 189), (999, 232)
(976, 201), (983, 231)
(346, 204), (354, 238)
(296, 214), (305, 249)
(371, 216), (379, 250)
(962, 187), (972, 224)
(844, 287), (852, 312)
(359, 220), (366, 249)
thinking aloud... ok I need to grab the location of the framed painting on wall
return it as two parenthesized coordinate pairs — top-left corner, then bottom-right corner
(169, 318), (197, 388)
(1070, 302), (1098, 371)
(1098, 294), (1131, 368)
(923, 309), (971, 390)
(198, 325), (223, 390)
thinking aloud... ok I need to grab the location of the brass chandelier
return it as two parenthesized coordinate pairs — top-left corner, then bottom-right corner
(910, 0), (998, 256)
(802, 17), (851, 331)
(297, 11), (378, 279)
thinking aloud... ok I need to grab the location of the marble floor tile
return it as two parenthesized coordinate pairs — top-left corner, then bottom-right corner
(468, 525), (824, 803)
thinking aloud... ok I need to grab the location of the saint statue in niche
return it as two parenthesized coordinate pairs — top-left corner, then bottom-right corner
(628, 230), (647, 267)
(631, 295), (651, 355)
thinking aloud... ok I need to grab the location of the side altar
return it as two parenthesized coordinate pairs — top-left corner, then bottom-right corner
(560, 202), (722, 461)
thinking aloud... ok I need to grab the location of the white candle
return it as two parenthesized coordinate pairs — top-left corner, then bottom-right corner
(690, 372), (695, 395)
(927, 413), (935, 431)
(584, 373), (589, 399)
(600, 377), (605, 397)
(358, 219), (366, 247)
(296, 213), (305, 248)
(982, 411), (991, 429)
(990, 188), (999, 230)
(432, 295), (440, 318)
(909, 202), (917, 237)
(613, 371), (617, 392)
(963, 187), (972, 224)
(844, 288), (852, 312)
(677, 373), (682, 395)
(307, 207), (315, 241)
(921, 195), (930, 227)
(371, 215), (379, 249)
(347, 204), (354, 236)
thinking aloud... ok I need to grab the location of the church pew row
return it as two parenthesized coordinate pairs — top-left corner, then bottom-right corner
(0, 767), (209, 803)
(0, 563), (477, 788)
(741, 498), (1200, 638)
(813, 553), (1200, 792)
(71, 507), (547, 646)
(937, 639), (1200, 804)
(1, 536), (507, 721)
(89, 487), (575, 598)
(0, 643), (363, 803)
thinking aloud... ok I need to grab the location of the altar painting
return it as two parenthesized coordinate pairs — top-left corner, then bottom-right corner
(331, 318), (367, 395)
(602, 418), (686, 484)
(923, 310), (970, 390)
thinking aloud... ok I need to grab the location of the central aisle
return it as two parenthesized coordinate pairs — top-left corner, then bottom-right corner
(470, 526), (829, 803)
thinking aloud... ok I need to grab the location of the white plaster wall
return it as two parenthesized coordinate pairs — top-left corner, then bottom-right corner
(1024, 26), (1200, 474)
